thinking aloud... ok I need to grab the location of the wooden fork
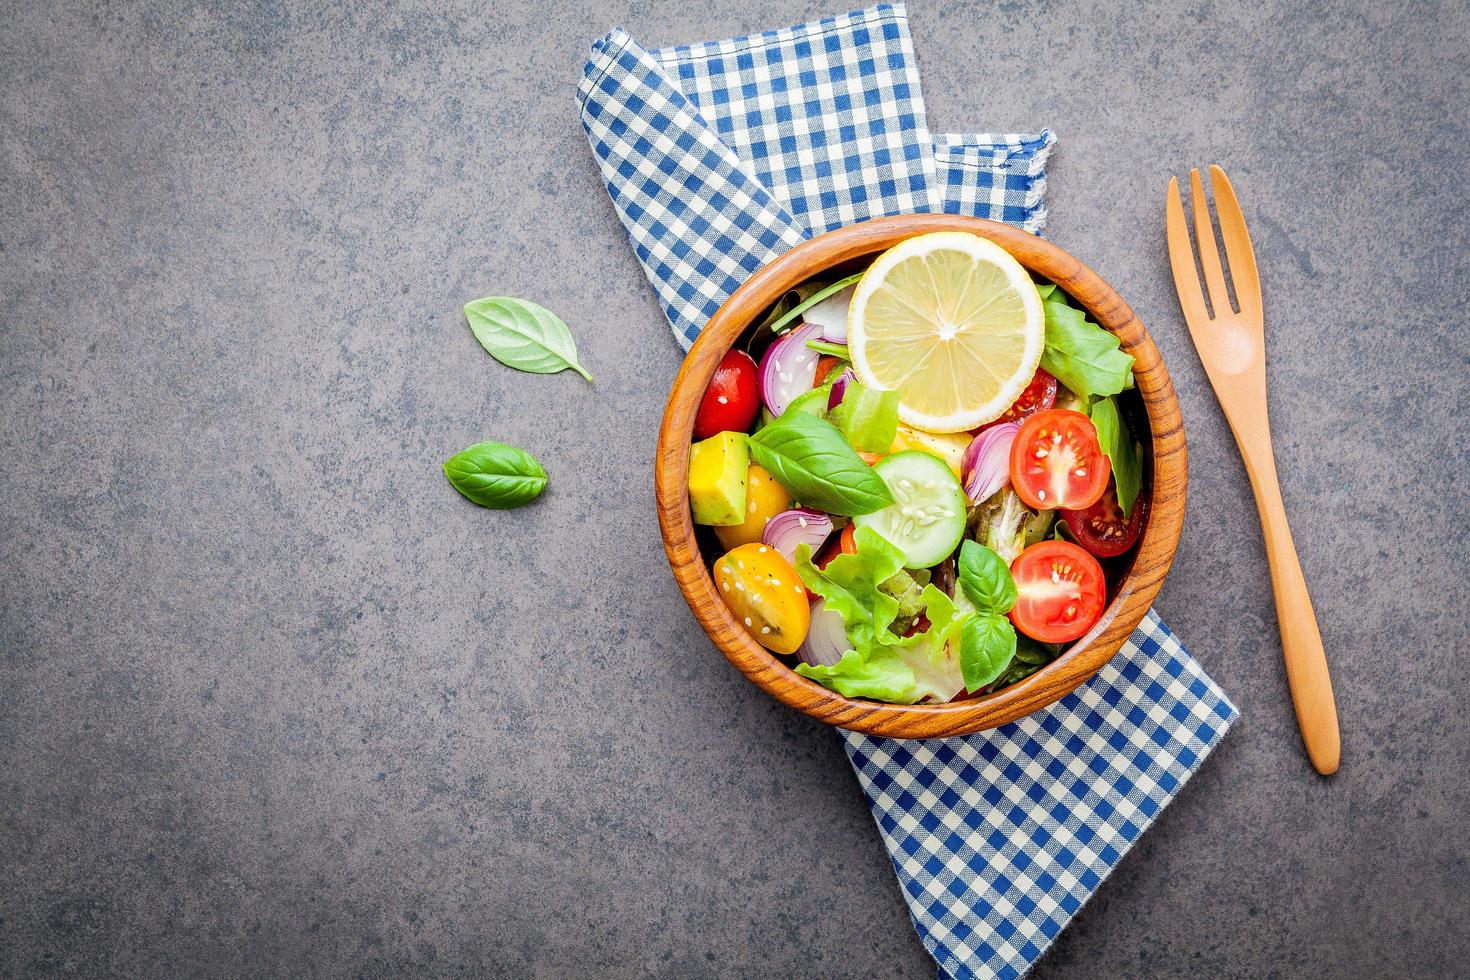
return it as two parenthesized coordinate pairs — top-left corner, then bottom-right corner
(1165, 166), (1340, 775)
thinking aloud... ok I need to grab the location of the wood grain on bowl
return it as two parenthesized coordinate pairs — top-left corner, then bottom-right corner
(655, 215), (1186, 738)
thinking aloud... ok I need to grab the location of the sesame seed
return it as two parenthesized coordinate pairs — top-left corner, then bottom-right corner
(716, 395), (728, 404)
(744, 617), (752, 627)
(760, 626), (771, 634)
(797, 516), (808, 527)
(737, 560), (744, 569)
(735, 582), (744, 591)
(793, 585), (802, 594)
(722, 582), (730, 592)
(1037, 489), (1047, 501)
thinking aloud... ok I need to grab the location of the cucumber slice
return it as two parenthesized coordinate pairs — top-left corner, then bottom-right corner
(853, 451), (967, 569)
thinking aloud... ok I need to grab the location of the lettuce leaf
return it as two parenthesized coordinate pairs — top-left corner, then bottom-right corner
(793, 645), (917, 702)
(793, 527), (980, 703)
(792, 526), (915, 701)
(827, 378), (900, 453)
(1038, 290), (1135, 400)
(891, 585), (969, 703)
(1089, 396), (1143, 518)
(974, 488), (1053, 564)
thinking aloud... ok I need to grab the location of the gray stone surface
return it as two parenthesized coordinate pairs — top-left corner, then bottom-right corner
(2, 0), (1467, 976)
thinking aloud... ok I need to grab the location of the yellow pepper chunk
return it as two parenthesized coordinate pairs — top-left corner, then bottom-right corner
(889, 424), (972, 479)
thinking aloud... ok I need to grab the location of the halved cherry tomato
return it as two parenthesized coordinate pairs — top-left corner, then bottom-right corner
(694, 349), (760, 439)
(713, 543), (810, 654)
(1009, 409), (1110, 511)
(986, 367), (1058, 428)
(813, 355), (843, 388)
(1060, 485), (1144, 558)
(1008, 541), (1107, 644)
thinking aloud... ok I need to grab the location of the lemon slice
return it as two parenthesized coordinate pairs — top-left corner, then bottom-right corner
(848, 232), (1046, 433)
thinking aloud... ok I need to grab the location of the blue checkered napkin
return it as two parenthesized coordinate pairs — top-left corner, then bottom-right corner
(577, 5), (1237, 979)
(845, 611), (1236, 980)
(578, 3), (1053, 349)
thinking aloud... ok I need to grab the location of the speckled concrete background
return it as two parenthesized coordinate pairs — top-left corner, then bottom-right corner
(2, 0), (1467, 976)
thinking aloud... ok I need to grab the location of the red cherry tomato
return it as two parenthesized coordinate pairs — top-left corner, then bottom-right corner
(1060, 485), (1145, 558)
(985, 368), (1058, 429)
(1008, 541), (1107, 644)
(1009, 409), (1110, 511)
(694, 350), (760, 439)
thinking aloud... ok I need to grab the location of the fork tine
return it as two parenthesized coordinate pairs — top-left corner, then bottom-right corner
(1165, 176), (1211, 327)
(1188, 168), (1233, 317)
(1208, 165), (1263, 324)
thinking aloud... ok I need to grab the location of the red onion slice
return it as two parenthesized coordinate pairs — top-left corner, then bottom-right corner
(797, 598), (850, 667)
(758, 323), (823, 416)
(761, 507), (834, 564)
(962, 422), (1020, 504)
(801, 283), (857, 343)
(826, 368), (855, 410)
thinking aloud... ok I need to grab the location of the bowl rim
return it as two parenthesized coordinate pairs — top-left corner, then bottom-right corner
(654, 214), (1187, 738)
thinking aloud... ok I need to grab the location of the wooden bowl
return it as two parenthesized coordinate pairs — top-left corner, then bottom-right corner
(654, 215), (1186, 738)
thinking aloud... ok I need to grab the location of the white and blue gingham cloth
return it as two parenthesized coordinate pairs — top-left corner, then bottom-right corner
(578, 6), (1237, 977)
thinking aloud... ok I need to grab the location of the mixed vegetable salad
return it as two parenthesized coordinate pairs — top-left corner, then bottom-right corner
(687, 232), (1145, 704)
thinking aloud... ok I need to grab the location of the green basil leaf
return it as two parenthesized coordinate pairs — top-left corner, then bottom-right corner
(996, 658), (1043, 688)
(769, 272), (865, 335)
(957, 540), (1017, 614)
(463, 297), (593, 381)
(1089, 396), (1143, 517)
(1012, 635), (1062, 666)
(960, 612), (1017, 691)
(1038, 294), (1133, 399)
(826, 379), (900, 453)
(443, 441), (548, 509)
(748, 412), (892, 516)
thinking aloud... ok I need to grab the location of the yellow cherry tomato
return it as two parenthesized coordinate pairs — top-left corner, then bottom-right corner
(713, 543), (810, 655)
(714, 464), (791, 550)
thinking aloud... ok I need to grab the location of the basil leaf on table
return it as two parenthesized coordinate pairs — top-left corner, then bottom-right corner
(443, 441), (548, 509)
(463, 296), (593, 381)
(960, 612), (1018, 691)
(957, 539), (1017, 614)
(748, 412), (892, 516)
(1089, 396), (1144, 517)
(1038, 290), (1134, 399)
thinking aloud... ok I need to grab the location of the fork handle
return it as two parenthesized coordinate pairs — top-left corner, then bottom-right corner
(1239, 441), (1341, 775)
